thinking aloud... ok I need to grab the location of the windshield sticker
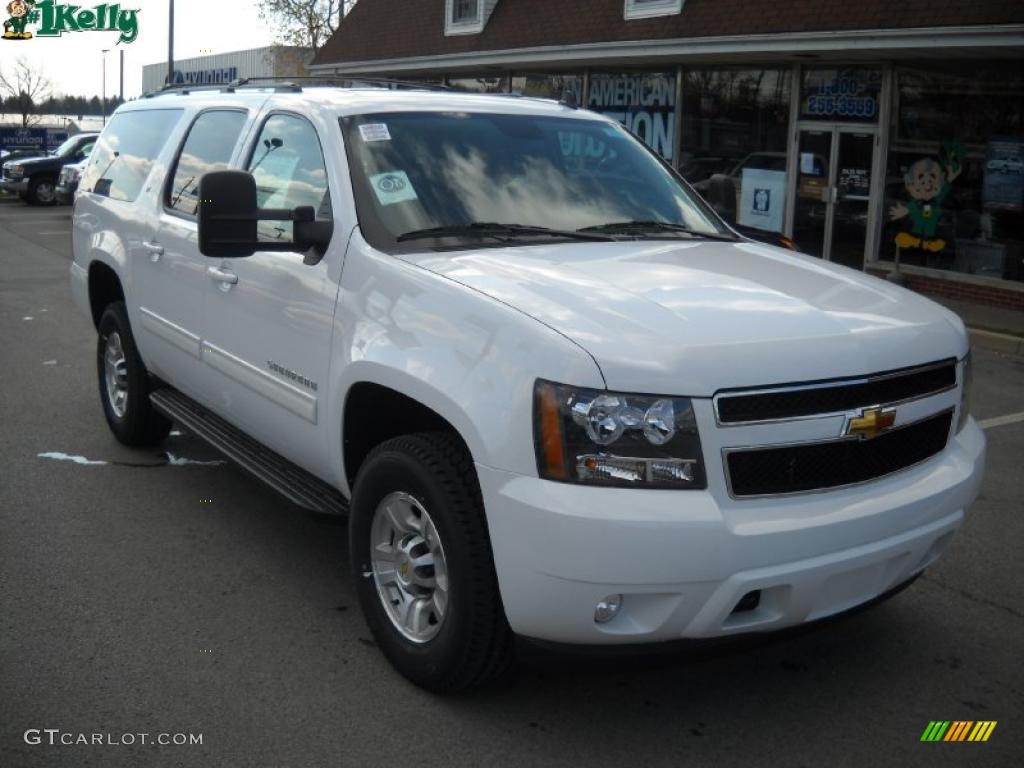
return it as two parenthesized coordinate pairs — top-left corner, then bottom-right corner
(359, 123), (392, 142)
(370, 171), (418, 206)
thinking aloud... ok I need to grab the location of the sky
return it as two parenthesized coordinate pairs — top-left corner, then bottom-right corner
(0, 0), (276, 100)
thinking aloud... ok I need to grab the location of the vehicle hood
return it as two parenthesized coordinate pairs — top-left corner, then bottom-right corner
(16, 154), (66, 170)
(401, 240), (967, 395)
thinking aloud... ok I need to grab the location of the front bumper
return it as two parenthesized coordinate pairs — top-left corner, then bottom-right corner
(0, 178), (28, 195)
(56, 180), (78, 204)
(478, 419), (985, 644)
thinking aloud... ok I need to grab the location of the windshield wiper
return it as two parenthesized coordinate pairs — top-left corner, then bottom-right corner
(578, 220), (737, 241)
(397, 222), (616, 243)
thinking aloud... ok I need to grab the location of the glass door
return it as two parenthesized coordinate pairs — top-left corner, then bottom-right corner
(830, 130), (874, 269)
(791, 126), (876, 267)
(793, 129), (833, 258)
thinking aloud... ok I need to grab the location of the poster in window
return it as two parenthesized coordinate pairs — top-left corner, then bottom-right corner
(738, 168), (786, 233)
(982, 137), (1024, 212)
(587, 73), (676, 161)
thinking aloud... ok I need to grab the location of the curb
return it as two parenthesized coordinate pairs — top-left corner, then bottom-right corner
(969, 327), (1024, 356)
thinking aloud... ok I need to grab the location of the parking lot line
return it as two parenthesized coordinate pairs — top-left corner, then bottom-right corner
(978, 411), (1024, 430)
(37, 231), (71, 235)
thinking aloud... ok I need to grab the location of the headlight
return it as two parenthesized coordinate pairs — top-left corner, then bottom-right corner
(10, 165), (24, 178)
(956, 352), (972, 433)
(533, 380), (706, 488)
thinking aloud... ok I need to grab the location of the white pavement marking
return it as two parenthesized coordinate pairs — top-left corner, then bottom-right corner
(42, 360), (57, 365)
(978, 411), (1024, 430)
(22, 316), (32, 320)
(165, 452), (226, 467)
(37, 231), (71, 236)
(38, 452), (108, 466)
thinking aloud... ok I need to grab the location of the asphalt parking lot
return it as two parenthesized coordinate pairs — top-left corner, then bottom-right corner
(1, 198), (1022, 768)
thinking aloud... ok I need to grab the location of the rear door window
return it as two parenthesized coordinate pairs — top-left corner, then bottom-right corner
(166, 110), (248, 217)
(82, 109), (183, 203)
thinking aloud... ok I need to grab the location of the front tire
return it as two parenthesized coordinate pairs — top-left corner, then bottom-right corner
(27, 175), (57, 206)
(350, 432), (512, 692)
(97, 302), (171, 446)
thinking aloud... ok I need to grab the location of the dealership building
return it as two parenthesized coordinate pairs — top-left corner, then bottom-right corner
(311, 0), (1024, 310)
(142, 46), (311, 96)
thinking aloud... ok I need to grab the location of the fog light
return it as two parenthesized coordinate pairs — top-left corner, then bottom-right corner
(594, 594), (623, 623)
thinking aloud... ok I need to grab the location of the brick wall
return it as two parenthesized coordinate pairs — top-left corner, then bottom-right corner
(866, 268), (1024, 311)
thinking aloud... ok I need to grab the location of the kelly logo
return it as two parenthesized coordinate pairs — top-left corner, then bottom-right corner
(2, 0), (139, 43)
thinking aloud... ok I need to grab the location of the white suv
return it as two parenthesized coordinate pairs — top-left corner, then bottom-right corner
(70, 81), (985, 692)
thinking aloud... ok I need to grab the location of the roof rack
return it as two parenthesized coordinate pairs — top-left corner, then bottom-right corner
(142, 75), (453, 99)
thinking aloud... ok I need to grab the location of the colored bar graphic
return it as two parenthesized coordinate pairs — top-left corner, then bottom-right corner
(921, 720), (996, 742)
(944, 721), (971, 741)
(921, 721), (950, 741)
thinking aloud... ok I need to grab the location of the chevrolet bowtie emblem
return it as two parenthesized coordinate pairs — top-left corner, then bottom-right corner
(844, 406), (897, 440)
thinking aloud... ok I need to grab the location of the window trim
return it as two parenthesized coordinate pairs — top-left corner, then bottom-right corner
(163, 107), (249, 221)
(445, 0), (484, 36)
(623, 0), (684, 21)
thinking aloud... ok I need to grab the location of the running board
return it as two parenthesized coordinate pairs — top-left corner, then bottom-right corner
(150, 388), (349, 516)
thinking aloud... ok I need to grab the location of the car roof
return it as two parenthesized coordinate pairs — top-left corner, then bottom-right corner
(122, 86), (610, 122)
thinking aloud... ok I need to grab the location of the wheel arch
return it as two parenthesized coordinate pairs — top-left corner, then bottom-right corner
(341, 375), (479, 494)
(87, 260), (125, 330)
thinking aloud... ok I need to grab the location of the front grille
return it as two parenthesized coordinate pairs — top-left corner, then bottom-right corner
(716, 360), (956, 424)
(725, 409), (953, 497)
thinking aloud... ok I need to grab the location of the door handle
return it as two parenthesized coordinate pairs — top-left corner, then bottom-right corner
(207, 266), (238, 285)
(142, 240), (163, 262)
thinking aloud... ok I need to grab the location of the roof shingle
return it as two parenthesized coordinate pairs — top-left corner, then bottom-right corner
(314, 0), (1023, 67)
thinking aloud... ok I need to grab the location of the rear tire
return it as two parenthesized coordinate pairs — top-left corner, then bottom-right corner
(27, 175), (57, 206)
(97, 302), (171, 446)
(350, 432), (512, 692)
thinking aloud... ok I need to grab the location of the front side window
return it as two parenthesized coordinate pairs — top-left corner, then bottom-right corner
(81, 109), (183, 203)
(342, 111), (727, 253)
(247, 113), (331, 244)
(166, 110), (248, 216)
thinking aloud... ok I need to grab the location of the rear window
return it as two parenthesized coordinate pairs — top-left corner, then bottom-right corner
(82, 109), (182, 203)
(166, 110), (248, 217)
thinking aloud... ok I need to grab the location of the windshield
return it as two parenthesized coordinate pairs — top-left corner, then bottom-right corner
(342, 111), (727, 251)
(53, 136), (81, 156)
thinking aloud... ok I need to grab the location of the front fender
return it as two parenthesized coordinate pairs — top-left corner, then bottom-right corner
(328, 236), (605, 493)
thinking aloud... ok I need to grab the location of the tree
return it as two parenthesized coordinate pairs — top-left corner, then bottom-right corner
(0, 57), (52, 128)
(257, 0), (358, 53)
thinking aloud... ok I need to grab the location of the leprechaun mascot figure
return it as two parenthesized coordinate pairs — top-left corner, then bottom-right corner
(889, 141), (963, 253)
(3, 0), (36, 39)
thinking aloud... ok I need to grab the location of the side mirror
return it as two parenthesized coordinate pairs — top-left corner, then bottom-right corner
(197, 170), (259, 258)
(197, 170), (333, 263)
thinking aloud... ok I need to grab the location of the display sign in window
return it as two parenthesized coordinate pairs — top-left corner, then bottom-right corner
(587, 72), (676, 161)
(801, 68), (881, 123)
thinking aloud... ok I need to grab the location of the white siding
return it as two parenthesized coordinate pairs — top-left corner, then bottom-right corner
(141, 47), (310, 94)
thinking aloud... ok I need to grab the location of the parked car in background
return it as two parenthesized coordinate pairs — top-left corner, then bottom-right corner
(56, 158), (87, 205)
(0, 132), (98, 205)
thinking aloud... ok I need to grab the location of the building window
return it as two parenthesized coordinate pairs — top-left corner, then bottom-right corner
(624, 0), (684, 20)
(510, 73), (582, 101)
(445, 0), (483, 35)
(679, 68), (792, 233)
(446, 75), (508, 93)
(452, 0), (479, 23)
(882, 62), (1024, 285)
